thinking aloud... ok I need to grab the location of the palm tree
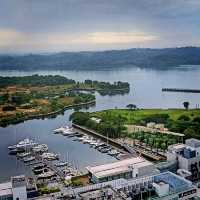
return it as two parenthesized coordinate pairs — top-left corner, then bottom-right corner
(143, 133), (149, 147)
(148, 137), (154, 150)
(161, 142), (167, 152)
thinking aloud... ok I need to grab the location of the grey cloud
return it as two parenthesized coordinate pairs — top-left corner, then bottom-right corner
(0, 0), (199, 52)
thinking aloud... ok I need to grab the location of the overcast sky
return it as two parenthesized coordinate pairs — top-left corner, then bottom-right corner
(0, 0), (200, 53)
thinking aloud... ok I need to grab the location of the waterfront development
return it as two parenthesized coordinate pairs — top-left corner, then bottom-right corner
(2, 0), (200, 198)
(0, 67), (200, 200)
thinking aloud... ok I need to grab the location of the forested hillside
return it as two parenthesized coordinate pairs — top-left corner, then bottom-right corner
(0, 47), (200, 70)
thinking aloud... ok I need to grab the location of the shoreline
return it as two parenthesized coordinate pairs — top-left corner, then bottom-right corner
(66, 87), (130, 92)
(0, 100), (96, 127)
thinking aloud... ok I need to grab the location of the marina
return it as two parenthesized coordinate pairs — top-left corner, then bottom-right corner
(52, 125), (125, 160)
(1, 67), (200, 182)
(7, 138), (82, 183)
(6, 130), (125, 184)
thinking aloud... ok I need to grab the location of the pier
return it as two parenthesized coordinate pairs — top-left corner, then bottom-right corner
(72, 123), (132, 154)
(162, 88), (200, 93)
(72, 123), (165, 161)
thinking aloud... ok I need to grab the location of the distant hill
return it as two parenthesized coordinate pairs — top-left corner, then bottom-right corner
(0, 47), (200, 70)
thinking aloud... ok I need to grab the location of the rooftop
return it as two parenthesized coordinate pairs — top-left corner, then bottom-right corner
(0, 182), (12, 197)
(11, 175), (26, 188)
(154, 172), (192, 193)
(169, 143), (186, 150)
(87, 157), (154, 178)
(186, 138), (200, 148)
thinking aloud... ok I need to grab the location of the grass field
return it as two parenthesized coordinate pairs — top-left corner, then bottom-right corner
(93, 108), (200, 124)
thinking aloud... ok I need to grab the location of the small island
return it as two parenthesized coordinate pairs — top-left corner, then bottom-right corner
(0, 75), (130, 127)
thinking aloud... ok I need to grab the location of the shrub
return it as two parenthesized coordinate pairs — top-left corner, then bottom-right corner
(178, 115), (190, 121)
(2, 105), (16, 111)
(143, 114), (169, 124)
(71, 179), (83, 187)
(193, 117), (200, 123)
(70, 112), (90, 125)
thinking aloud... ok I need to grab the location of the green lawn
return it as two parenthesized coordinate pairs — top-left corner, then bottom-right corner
(92, 108), (200, 124)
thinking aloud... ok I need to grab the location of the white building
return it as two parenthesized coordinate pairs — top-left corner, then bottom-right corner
(0, 175), (28, 200)
(66, 171), (197, 200)
(147, 122), (156, 128)
(12, 175), (27, 200)
(0, 182), (12, 200)
(167, 138), (200, 181)
(86, 157), (158, 183)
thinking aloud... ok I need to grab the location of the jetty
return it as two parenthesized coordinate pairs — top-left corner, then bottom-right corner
(72, 123), (165, 161)
(162, 88), (200, 93)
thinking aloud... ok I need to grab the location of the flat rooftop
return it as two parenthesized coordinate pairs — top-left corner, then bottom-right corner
(169, 143), (186, 150)
(0, 182), (12, 197)
(11, 175), (26, 188)
(186, 138), (200, 148)
(154, 172), (192, 193)
(87, 157), (153, 179)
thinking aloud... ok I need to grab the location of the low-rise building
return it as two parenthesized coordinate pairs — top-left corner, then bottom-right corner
(155, 123), (165, 130)
(65, 172), (197, 200)
(0, 175), (37, 200)
(147, 122), (156, 128)
(12, 175), (27, 200)
(0, 182), (12, 200)
(86, 157), (158, 183)
(167, 138), (200, 181)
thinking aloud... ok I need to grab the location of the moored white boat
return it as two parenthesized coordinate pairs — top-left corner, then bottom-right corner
(53, 126), (67, 134)
(41, 152), (59, 161)
(54, 125), (76, 136)
(55, 161), (68, 167)
(108, 149), (120, 156)
(37, 171), (55, 179)
(17, 152), (31, 158)
(32, 144), (48, 153)
(8, 138), (37, 150)
(62, 126), (76, 136)
(23, 156), (35, 163)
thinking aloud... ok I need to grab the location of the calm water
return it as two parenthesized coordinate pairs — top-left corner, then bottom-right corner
(0, 66), (200, 181)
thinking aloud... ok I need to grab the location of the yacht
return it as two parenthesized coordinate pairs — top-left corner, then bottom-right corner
(100, 147), (112, 153)
(8, 139), (37, 150)
(62, 126), (76, 136)
(95, 142), (106, 149)
(82, 138), (91, 144)
(33, 163), (47, 170)
(41, 152), (59, 161)
(96, 144), (108, 150)
(33, 168), (48, 175)
(9, 148), (25, 155)
(108, 149), (120, 156)
(17, 152), (31, 158)
(23, 156), (35, 163)
(54, 125), (75, 135)
(53, 126), (67, 134)
(76, 135), (86, 142)
(32, 144), (48, 153)
(55, 161), (68, 168)
(37, 171), (56, 179)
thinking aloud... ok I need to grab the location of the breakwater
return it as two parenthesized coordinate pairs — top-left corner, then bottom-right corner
(162, 88), (200, 93)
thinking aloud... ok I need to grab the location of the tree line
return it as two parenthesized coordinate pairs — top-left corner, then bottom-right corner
(0, 74), (76, 87)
